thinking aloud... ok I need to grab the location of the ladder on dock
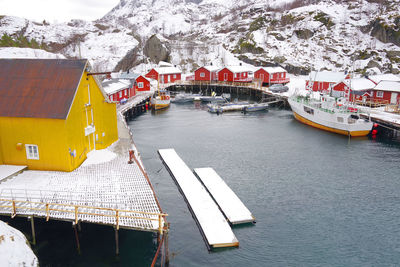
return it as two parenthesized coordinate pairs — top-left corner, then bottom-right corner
(158, 149), (239, 249)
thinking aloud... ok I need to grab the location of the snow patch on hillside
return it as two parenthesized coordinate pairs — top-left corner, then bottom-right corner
(0, 47), (65, 59)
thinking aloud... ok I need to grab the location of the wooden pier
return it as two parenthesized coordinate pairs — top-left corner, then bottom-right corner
(158, 149), (239, 249)
(0, 92), (169, 263)
(194, 168), (255, 225)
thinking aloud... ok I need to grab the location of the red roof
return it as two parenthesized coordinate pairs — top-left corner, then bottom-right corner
(0, 58), (87, 119)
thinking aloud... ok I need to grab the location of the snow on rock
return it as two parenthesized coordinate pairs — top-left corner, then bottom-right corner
(0, 221), (38, 267)
(0, 47), (65, 59)
(81, 149), (117, 167)
(1, 0), (400, 74)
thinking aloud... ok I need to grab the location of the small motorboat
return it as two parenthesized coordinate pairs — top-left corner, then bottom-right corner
(171, 93), (201, 103)
(242, 103), (269, 112)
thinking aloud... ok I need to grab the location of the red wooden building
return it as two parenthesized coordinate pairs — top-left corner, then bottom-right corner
(371, 81), (400, 104)
(306, 71), (349, 92)
(217, 66), (252, 82)
(254, 67), (289, 85)
(332, 78), (376, 101)
(145, 66), (182, 84)
(135, 75), (151, 92)
(194, 66), (219, 81)
(102, 79), (135, 103)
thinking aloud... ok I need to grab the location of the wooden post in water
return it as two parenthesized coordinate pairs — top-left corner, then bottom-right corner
(115, 227), (119, 256)
(164, 223), (170, 266)
(73, 223), (81, 254)
(30, 216), (36, 245)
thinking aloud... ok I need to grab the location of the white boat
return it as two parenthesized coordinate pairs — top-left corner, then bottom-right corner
(288, 94), (373, 137)
(242, 103), (269, 112)
(208, 102), (249, 113)
(151, 90), (170, 110)
(200, 92), (230, 103)
(171, 93), (201, 103)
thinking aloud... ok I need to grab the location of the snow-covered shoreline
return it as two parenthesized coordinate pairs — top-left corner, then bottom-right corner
(0, 220), (39, 267)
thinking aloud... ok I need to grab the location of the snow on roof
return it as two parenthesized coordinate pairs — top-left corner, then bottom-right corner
(225, 65), (253, 73)
(154, 66), (182, 74)
(199, 65), (220, 72)
(309, 71), (346, 82)
(258, 67), (287, 73)
(343, 78), (376, 91)
(368, 74), (400, 84)
(374, 81), (400, 92)
(102, 79), (131, 95)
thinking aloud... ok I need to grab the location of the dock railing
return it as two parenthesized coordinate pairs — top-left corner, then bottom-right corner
(0, 188), (168, 234)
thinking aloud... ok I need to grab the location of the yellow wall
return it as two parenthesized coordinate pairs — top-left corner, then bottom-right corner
(64, 71), (118, 170)
(0, 67), (118, 172)
(0, 117), (70, 170)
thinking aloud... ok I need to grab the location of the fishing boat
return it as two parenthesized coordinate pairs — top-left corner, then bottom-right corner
(288, 94), (373, 137)
(151, 90), (170, 110)
(242, 103), (269, 112)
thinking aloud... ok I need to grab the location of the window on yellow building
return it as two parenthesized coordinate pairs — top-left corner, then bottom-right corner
(26, 144), (39, 160)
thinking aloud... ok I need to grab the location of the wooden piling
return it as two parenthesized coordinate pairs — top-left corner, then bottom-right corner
(30, 216), (36, 245)
(73, 223), (81, 254)
(115, 227), (119, 256)
(164, 223), (170, 266)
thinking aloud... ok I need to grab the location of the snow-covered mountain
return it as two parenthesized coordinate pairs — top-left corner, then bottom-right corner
(1, 0), (399, 75)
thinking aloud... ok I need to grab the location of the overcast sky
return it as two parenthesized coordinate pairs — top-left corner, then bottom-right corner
(0, 0), (120, 23)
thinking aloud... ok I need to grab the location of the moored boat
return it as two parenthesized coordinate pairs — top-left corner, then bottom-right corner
(151, 90), (170, 110)
(171, 93), (201, 103)
(288, 94), (373, 137)
(208, 101), (249, 113)
(242, 103), (269, 112)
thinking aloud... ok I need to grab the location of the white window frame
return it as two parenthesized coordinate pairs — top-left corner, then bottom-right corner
(200, 72), (205, 78)
(138, 82), (144, 88)
(26, 144), (39, 160)
(119, 91), (122, 98)
(376, 91), (384, 98)
(173, 74), (176, 79)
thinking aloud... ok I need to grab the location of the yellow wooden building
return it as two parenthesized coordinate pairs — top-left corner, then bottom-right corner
(0, 58), (118, 171)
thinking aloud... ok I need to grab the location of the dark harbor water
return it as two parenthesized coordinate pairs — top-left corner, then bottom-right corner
(3, 103), (400, 266)
(128, 103), (400, 266)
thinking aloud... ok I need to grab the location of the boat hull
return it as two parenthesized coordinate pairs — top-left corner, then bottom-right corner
(153, 103), (170, 110)
(292, 111), (371, 137)
(288, 97), (372, 137)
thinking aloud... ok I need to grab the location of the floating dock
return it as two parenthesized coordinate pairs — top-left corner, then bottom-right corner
(194, 168), (255, 225)
(158, 149), (239, 249)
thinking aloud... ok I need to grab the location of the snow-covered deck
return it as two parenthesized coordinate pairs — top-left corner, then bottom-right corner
(0, 93), (165, 233)
(158, 149), (238, 249)
(194, 168), (255, 225)
(0, 140), (165, 232)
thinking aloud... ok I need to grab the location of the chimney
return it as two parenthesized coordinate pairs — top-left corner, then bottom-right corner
(239, 62), (242, 66)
